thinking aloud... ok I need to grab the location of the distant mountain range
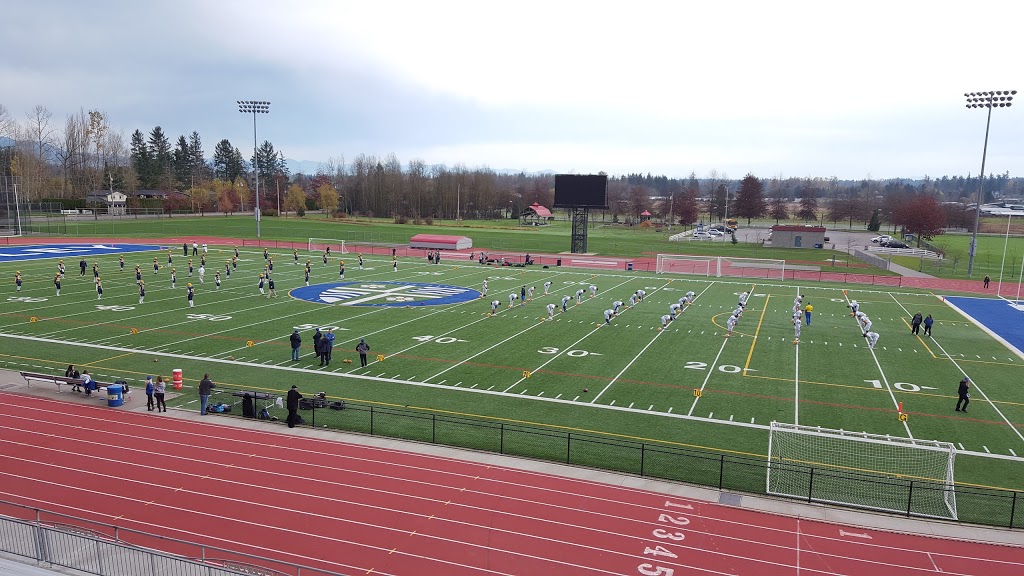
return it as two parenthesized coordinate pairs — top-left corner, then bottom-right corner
(283, 159), (323, 175)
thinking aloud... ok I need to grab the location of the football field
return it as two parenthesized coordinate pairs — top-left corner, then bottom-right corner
(2, 242), (1024, 499)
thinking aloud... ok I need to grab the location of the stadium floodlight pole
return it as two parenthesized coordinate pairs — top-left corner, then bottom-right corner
(964, 90), (1015, 277)
(238, 100), (271, 238)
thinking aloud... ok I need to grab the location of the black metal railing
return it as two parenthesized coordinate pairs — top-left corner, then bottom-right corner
(208, 387), (1021, 530)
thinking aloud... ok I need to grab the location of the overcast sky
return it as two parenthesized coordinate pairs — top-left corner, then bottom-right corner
(3, 0), (1022, 180)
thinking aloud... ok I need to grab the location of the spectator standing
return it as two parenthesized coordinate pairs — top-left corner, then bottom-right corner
(984, 275), (991, 289)
(286, 385), (303, 428)
(911, 311), (923, 335)
(290, 329), (302, 360)
(198, 373), (216, 415)
(356, 338), (370, 367)
(145, 376), (155, 411)
(956, 378), (971, 412)
(924, 314), (934, 337)
(804, 302), (813, 326)
(154, 376), (167, 412)
(313, 328), (323, 365)
(323, 329), (335, 365)
(183, 242), (188, 256)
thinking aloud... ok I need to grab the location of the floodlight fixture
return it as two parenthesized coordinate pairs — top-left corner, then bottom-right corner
(963, 90), (1016, 277)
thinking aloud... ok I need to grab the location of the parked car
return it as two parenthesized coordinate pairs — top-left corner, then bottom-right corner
(882, 240), (908, 249)
(871, 235), (892, 244)
(707, 229), (724, 237)
(692, 231), (712, 240)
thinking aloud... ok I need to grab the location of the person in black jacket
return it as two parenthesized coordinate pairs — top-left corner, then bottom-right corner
(286, 385), (303, 428)
(313, 328), (323, 365)
(356, 338), (370, 367)
(911, 312), (923, 335)
(290, 329), (302, 360)
(956, 378), (971, 412)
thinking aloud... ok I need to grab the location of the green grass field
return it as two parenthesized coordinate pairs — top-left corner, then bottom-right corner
(23, 214), (892, 274)
(2, 224), (1024, 526)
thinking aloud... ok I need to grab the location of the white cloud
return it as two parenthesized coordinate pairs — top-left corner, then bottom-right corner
(2, 0), (1022, 179)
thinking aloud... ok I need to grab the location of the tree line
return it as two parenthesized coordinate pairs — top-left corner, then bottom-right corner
(1, 102), (1021, 240)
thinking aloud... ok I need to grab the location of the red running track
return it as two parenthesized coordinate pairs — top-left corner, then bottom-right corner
(0, 392), (1021, 576)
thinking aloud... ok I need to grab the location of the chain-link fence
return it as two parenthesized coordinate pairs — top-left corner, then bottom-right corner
(0, 500), (347, 576)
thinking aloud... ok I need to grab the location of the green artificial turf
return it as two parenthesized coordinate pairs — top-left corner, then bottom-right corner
(2, 221), (1023, 528)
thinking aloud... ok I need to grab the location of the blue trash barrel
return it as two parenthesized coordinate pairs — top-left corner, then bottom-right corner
(106, 384), (124, 408)
(627, 261), (634, 271)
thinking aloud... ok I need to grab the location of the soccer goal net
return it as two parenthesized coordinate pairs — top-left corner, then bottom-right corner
(655, 254), (714, 276)
(0, 176), (24, 237)
(656, 255), (786, 279)
(308, 238), (347, 254)
(767, 422), (957, 520)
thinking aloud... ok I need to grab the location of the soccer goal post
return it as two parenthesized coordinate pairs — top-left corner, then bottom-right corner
(308, 238), (347, 254)
(767, 422), (957, 520)
(655, 254), (714, 276)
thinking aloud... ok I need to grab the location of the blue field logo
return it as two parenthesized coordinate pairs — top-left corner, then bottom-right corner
(290, 281), (481, 307)
(0, 243), (164, 262)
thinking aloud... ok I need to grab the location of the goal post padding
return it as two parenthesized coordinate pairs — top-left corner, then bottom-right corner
(655, 254), (713, 276)
(308, 238), (347, 254)
(767, 422), (957, 520)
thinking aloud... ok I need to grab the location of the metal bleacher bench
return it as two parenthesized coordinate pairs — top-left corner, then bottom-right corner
(19, 371), (111, 393)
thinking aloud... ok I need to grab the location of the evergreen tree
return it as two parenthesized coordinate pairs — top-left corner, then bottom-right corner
(172, 135), (191, 188)
(867, 208), (881, 232)
(212, 139), (246, 183)
(232, 147), (248, 185)
(147, 126), (173, 189)
(129, 129), (153, 189)
(252, 140), (279, 185)
(797, 186), (819, 222)
(734, 174), (767, 224)
(187, 131), (206, 182)
(769, 196), (788, 223)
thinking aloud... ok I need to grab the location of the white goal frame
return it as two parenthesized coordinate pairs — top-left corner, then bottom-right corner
(994, 213), (1024, 309)
(308, 238), (347, 254)
(767, 422), (957, 520)
(655, 254), (713, 276)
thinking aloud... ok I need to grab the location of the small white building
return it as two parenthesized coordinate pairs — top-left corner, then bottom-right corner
(86, 190), (128, 215)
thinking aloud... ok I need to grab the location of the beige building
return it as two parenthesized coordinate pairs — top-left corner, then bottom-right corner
(770, 225), (826, 248)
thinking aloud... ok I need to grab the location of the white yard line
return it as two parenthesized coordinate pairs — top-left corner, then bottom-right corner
(794, 286), (801, 426)
(845, 293), (913, 439)
(591, 280), (712, 404)
(501, 276), (639, 393)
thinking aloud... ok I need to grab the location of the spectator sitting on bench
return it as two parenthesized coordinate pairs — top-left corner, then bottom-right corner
(65, 364), (81, 392)
(81, 370), (95, 396)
